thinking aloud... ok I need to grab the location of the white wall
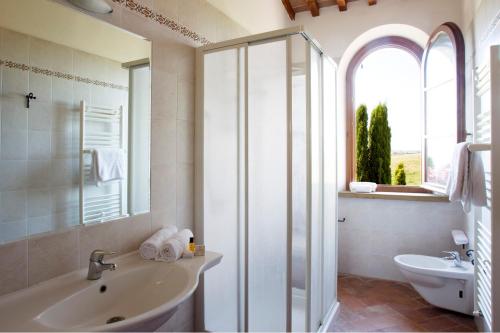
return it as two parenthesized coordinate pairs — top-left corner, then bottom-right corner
(338, 197), (467, 281)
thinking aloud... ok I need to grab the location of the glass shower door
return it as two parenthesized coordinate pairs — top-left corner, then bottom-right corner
(203, 47), (243, 332)
(247, 39), (289, 331)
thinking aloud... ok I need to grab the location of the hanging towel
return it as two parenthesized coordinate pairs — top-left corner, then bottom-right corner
(462, 152), (487, 212)
(159, 229), (193, 263)
(446, 142), (469, 202)
(446, 142), (487, 212)
(139, 225), (178, 260)
(92, 148), (125, 183)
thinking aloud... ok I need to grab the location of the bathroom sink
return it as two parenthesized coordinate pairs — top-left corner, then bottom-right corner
(0, 251), (222, 331)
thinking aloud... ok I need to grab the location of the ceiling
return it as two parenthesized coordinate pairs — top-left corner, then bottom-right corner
(282, 0), (378, 19)
(0, 0), (150, 63)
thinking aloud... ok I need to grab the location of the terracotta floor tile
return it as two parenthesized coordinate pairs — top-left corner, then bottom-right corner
(418, 315), (464, 331)
(329, 274), (477, 333)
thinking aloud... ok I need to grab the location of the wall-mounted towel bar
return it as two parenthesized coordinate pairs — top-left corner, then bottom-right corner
(468, 143), (491, 152)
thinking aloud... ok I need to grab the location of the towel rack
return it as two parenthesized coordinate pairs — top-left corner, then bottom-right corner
(79, 100), (128, 225)
(468, 143), (491, 152)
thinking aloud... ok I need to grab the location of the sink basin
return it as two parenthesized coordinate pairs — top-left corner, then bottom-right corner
(0, 251), (222, 331)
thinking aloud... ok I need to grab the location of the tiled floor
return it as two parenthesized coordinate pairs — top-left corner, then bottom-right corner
(329, 274), (477, 332)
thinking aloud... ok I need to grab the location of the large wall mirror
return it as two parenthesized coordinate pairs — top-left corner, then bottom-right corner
(0, 0), (151, 244)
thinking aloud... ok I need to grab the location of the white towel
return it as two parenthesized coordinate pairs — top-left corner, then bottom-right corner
(139, 225), (178, 260)
(462, 152), (487, 212)
(446, 142), (469, 202)
(446, 142), (487, 213)
(92, 148), (125, 183)
(159, 229), (193, 263)
(349, 182), (377, 193)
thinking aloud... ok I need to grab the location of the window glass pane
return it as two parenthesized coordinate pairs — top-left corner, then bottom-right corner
(423, 26), (461, 189)
(425, 80), (457, 137)
(424, 136), (455, 185)
(424, 32), (455, 88)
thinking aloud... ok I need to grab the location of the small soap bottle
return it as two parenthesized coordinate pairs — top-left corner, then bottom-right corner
(188, 237), (196, 253)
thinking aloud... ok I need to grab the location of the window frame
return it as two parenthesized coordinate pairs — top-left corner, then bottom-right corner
(345, 36), (424, 191)
(421, 22), (466, 192)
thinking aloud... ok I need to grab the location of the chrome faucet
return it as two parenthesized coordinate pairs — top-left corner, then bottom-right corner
(442, 250), (462, 267)
(87, 250), (117, 280)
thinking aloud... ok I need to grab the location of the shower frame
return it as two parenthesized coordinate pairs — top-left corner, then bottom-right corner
(194, 26), (339, 332)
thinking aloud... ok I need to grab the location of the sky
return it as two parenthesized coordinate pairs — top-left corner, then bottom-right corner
(354, 47), (421, 152)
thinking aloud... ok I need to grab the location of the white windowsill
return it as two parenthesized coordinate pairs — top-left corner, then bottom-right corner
(338, 191), (450, 202)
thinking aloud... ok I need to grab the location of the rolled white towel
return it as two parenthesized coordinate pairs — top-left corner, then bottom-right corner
(139, 225), (178, 260)
(349, 181), (377, 193)
(159, 229), (194, 262)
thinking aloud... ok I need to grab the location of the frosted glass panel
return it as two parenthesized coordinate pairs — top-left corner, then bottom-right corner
(291, 35), (307, 333)
(309, 45), (323, 332)
(203, 48), (241, 332)
(322, 58), (337, 314)
(248, 40), (288, 331)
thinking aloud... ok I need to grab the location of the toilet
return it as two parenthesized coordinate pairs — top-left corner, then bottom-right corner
(394, 254), (474, 315)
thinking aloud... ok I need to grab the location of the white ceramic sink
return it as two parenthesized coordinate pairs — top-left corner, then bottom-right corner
(0, 251), (222, 331)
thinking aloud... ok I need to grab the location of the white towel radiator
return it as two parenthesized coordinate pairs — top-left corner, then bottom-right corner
(473, 45), (499, 331)
(79, 101), (128, 224)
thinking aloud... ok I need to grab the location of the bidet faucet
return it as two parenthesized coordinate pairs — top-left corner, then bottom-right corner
(87, 249), (117, 280)
(442, 250), (462, 267)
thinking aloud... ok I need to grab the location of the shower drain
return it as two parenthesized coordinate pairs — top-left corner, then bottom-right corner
(106, 316), (126, 324)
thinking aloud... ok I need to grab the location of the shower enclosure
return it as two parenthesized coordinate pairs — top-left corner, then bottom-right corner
(195, 27), (338, 332)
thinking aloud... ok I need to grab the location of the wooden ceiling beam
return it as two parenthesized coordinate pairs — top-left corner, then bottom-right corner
(281, 0), (296, 20)
(307, 0), (320, 17)
(368, 0), (377, 5)
(336, 0), (347, 11)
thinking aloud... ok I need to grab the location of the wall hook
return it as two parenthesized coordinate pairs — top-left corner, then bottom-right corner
(25, 92), (36, 108)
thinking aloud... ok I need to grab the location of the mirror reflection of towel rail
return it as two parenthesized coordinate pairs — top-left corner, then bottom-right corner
(468, 143), (491, 152)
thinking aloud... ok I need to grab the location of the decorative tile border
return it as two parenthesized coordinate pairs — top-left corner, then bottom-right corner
(0, 59), (128, 91)
(112, 0), (212, 45)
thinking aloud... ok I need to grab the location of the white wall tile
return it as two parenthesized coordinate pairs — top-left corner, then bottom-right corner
(0, 220), (27, 244)
(0, 190), (26, 222)
(2, 67), (28, 97)
(1, 129), (27, 160)
(27, 189), (51, 218)
(29, 38), (54, 70)
(1, 96), (27, 130)
(51, 44), (73, 74)
(28, 101), (51, 131)
(28, 72), (51, 103)
(26, 160), (49, 189)
(28, 216), (53, 236)
(176, 120), (193, 164)
(0, 161), (27, 192)
(28, 130), (51, 160)
(50, 159), (75, 186)
(52, 77), (74, 105)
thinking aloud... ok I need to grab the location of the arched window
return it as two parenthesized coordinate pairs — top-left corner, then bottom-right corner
(346, 36), (424, 189)
(346, 25), (465, 192)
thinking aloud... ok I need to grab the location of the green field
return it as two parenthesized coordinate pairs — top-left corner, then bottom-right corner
(391, 153), (421, 185)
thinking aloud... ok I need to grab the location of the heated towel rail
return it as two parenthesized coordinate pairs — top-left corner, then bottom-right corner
(473, 58), (493, 330)
(79, 101), (128, 224)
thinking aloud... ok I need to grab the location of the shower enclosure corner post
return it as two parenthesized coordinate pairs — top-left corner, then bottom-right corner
(194, 47), (206, 333)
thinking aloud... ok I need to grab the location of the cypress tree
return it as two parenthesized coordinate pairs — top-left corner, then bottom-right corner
(355, 105), (369, 181)
(395, 162), (407, 185)
(368, 103), (392, 184)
